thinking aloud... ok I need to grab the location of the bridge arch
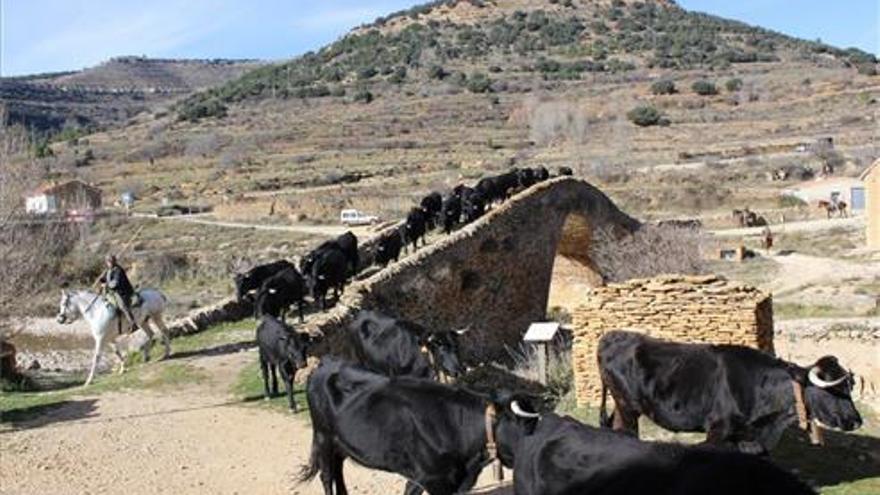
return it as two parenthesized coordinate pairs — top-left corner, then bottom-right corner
(309, 177), (640, 362)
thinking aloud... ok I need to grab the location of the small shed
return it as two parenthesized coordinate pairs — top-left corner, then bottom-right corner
(783, 177), (866, 212)
(25, 180), (102, 215)
(862, 160), (880, 248)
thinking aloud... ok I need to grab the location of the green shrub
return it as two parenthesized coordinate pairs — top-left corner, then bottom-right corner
(353, 89), (374, 104)
(857, 63), (878, 76)
(651, 80), (677, 95)
(627, 105), (669, 127)
(466, 72), (492, 93)
(357, 66), (378, 80)
(178, 98), (227, 122)
(725, 78), (743, 92)
(692, 80), (718, 96)
(428, 65), (447, 80)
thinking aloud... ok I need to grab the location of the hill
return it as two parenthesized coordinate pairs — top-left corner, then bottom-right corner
(178, 0), (876, 120)
(0, 57), (261, 134)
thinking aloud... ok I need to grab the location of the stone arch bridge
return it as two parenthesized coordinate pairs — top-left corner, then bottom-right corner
(306, 176), (641, 361)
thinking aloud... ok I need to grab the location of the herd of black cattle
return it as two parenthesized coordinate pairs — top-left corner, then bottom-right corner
(231, 167), (863, 494)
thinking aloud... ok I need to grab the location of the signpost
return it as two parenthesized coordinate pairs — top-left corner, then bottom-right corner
(523, 322), (561, 386)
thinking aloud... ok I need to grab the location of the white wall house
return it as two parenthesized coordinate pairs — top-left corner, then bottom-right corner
(783, 177), (866, 212)
(25, 194), (58, 214)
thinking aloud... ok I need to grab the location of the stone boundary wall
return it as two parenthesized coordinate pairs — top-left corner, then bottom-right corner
(571, 274), (774, 407)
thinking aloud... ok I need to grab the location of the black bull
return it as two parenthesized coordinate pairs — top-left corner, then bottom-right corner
(347, 310), (466, 380)
(598, 331), (861, 453)
(300, 358), (539, 495)
(514, 413), (815, 495)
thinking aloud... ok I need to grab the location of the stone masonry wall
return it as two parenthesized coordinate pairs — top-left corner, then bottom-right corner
(571, 274), (774, 406)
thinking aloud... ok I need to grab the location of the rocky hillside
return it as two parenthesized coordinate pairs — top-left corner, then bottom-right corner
(1, 57), (260, 134)
(179, 0), (876, 120)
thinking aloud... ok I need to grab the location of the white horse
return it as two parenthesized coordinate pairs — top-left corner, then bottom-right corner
(56, 289), (171, 386)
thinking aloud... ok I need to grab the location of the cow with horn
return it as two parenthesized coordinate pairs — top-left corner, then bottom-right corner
(598, 331), (862, 454)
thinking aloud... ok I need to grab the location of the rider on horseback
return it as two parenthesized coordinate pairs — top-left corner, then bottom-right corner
(97, 254), (140, 332)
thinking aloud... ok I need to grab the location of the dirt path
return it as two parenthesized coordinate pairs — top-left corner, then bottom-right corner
(0, 346), (512, 495)
(769, 252), (880, 296)
(711, 216), (863, 237)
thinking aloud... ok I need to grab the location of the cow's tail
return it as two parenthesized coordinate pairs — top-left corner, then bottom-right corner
(297, 443), (320, 484)
(599, 379), (611, 428)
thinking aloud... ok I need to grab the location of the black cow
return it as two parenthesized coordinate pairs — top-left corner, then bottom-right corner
(420, 192), (443, 230)
(534, 166), (550, 182)
(374, 229), (403, 267)
(256, 316), (312, 411)
(598, 331), (862, 454)
(404, 207), (427, 251)
(306, 248), (348, 310)
(476, 171), (519, 204)
(441, 194), (462, 235)
(557, 166), (573, 176)
(234, 260), (294, 302)
(254, 266), (307, 323)
(460, 188), (486, 224)
(301, 232), (359, 280)
(299, 358), (540, 495)
(514, 413), (814, 495)
(517, 168), (537, 189)
(348, 310), (466, 380)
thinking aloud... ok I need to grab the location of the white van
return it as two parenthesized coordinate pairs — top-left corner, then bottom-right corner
(340, 209), (379, 226)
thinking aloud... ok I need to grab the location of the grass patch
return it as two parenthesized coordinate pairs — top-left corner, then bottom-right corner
(231, 359), (309, 416)
(775, 303), (855, 319)
(0, 361), (207, 426)
(0, 319), (250, 426)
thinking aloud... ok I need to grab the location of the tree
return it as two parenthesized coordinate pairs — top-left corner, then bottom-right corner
(692, 80), (718, 96)
(651, 80), (677, 95)
(627, 105), (669, 127)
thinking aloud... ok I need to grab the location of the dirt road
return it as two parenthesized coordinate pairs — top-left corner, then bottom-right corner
(711, 216), (863, 238)
(0, 345), (512, 495)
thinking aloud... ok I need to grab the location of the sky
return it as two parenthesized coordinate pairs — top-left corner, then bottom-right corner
(1, 0), (877, 77)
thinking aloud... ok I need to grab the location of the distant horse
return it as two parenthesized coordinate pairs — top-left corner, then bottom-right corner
(56, 289), (171, 386)
(818, 200), (848, 219)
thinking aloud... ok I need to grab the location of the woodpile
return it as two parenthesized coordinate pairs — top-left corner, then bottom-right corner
(571, 274), (773, 406)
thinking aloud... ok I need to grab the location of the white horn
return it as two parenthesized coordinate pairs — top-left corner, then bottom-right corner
(455, 326), (471, 335)
(808, 367), (847, 389)
(510, 400), (540, 419)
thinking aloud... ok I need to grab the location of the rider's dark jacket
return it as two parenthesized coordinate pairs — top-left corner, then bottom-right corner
(101, 265), (134, 298)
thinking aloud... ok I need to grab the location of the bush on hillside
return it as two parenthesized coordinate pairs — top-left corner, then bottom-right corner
(178, 98), (227, 122)
(651, 80), (677, 95)
(627, 105), (669, 127)
(466, 72), (492, 93)
(353, 89), (374, 104)
(692, 80), (718, 96)
(725, 78), (743, 92)
(857, 63), (878, 76)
